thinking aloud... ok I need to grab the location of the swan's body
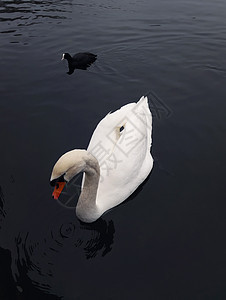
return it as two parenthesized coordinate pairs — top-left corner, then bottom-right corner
(50, 96), (153, 223)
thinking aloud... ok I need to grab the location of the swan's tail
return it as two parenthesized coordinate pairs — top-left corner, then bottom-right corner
(135, 96), (152, 131)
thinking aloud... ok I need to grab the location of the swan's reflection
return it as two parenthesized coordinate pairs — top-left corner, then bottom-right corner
(11, 217), (114, 296)
(0, 185), (115, 298)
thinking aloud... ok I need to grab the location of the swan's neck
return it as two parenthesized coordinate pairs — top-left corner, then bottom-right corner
(76, 153), (101, 223)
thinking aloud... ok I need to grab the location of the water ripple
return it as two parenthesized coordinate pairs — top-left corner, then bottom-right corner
(0, 0), (72, 43)
(9, 215), (115, 297)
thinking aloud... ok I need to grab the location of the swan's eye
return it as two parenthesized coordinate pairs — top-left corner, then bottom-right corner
(120, 125), (124, 132)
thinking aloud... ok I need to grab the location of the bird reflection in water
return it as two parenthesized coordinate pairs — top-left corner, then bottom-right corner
(12, 218), (114, 297)
(0, 186), (115, 298)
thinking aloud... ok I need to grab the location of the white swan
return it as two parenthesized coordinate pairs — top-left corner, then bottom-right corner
(50, 96), (153, 223)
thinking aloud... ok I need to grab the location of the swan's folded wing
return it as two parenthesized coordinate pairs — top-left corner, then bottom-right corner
(86, 96), (153, 212)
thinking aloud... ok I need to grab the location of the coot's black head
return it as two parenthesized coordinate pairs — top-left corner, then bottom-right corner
(61, 53), (71, 61)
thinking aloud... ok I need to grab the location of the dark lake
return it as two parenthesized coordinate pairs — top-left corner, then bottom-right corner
(0, 0), (226, 299)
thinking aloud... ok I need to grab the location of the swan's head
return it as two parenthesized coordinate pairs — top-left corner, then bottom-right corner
(50, 149), (87, 199)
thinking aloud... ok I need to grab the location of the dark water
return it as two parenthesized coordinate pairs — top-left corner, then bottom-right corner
(1, 0), (226, 299)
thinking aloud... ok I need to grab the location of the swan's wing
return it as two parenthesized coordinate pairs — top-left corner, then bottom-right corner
(87, 96), (153, 212)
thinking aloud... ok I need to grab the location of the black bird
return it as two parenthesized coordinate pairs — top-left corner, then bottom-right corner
(62, 52), (97, 75)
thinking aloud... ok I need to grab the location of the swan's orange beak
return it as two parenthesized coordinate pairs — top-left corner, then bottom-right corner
(52, 182), (66, 200)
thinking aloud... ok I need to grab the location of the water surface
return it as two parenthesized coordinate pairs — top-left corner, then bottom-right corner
(0, 0), (226, 299)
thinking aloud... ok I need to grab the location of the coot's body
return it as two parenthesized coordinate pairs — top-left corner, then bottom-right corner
(62, 52), (97, 74)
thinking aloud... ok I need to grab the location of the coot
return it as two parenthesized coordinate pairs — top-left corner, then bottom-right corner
(62, 52), (97, 75)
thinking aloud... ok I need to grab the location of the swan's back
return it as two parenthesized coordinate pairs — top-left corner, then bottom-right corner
(87, 96), (153, 213)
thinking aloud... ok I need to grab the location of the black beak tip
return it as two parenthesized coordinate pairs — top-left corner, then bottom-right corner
(50, 174), (66, 186)
(50, 179), (56, 187)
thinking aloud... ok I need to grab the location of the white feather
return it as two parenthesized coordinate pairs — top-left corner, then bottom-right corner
(86, 95), (153, 214)
(51, 96), (154, 222)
